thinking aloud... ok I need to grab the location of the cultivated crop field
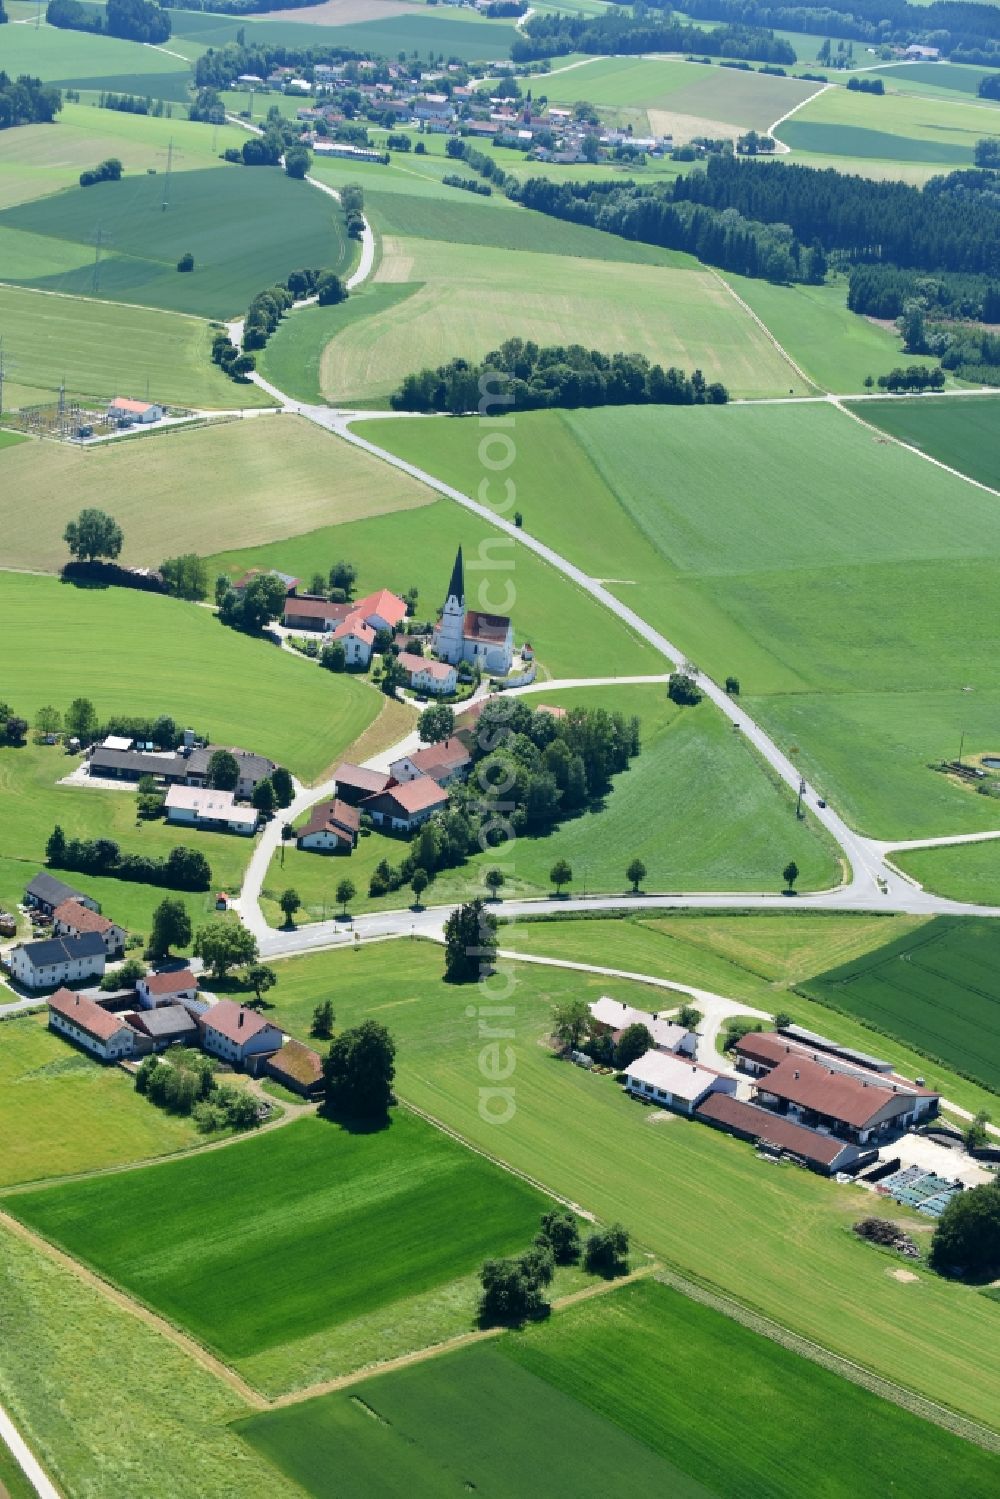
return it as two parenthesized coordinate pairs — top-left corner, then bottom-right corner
(8, 1113), (549, 1387)
(262, 683), (837, 924)
(0, 23), (192, 100)
(362, 402), (1000, 837)
(251, 942), (1000, 1429)
(803, 916), (1000, 1093)
(0, 169), (351, 319)
(0, 284), (269, 412)
(0, 416), (431, 573)
(849, 395), (1000, 491)
(0, 1013), (200, 1186)
(0, 573), (381, 782)
(777, 80), (1000, 165)
(323, 237), (806, 403)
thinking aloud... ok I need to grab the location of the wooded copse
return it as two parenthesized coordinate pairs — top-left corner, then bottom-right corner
(511, 11), (797, 63)
(681, 0), (1000, 64)
(391, 342), (728, 413)
(0, 73), (61, 130)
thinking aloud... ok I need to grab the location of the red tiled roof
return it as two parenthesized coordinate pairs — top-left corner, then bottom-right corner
(299, 797), (360, 841)
(284, 597), (352, 624)
(402, 738), (471, 778)
(142, 968), (197, 995)
(463, 610), (510, 643)
(53, 900), (117, 936)
(354, 589), (408, 628)
(695, 1093), (851, 1167)
(332, 614), (375, 644)
(756, 1054), (899, 1130)
(398, 652), (454, 682)
(48, 987), (133, 1043)
(334, 762), (390, 795)
(368, 778), (448, 815)
(201, 999), (283, 1046)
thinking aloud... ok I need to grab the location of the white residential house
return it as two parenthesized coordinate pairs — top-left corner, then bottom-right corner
(136, 969), (200, 1009)
(199, 999), (284, 1066)
(47, 988), (137, 1061)
(397, 652), (458, 696)
(7, 933), (106, 991)
(589, 996), (696, 1056)
(165, 786), (259, 836)
(624, 1050), (737, 1116)
(52, 899), (126, 959)
(432, 548), (514, 675)
(108, 397), (163, 424)
(331, 616), (376, 668)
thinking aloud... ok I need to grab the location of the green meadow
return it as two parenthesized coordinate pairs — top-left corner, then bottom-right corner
(206, 498), (655, 680)
(0, 168), (350, 319)
(0, 1013), (201, 1185)
(237, 1276), (998, 1499)
(359, 403), (1000, 838)
(0, 23), (191, 99)
(802, 915), (1000, 1093)
(8, 1113), (549, 1384)
(0, 573), (380, 782)
(166, 6), (517, 63)
(848, 395), (1000, 491)
(258, 285), (418, 404)
(895, 840), (1000, 908)
(0, 283), (269, 411)
(262, 683), (838, 924)
(0, 416), (431, 573)
(236, 941), (1000, 1429)
(776, 81), (1000, 166)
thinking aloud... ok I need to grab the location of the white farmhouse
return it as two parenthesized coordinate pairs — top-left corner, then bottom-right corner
(624, 1050), (737, 1116)
(199, 999), (284, 1066)
(47, 987), (137, 1060)
(7, 933), (106, 991)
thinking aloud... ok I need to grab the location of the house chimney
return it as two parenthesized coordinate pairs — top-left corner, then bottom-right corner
(238, 1010), (244, 1028)
(793, 1069), (799, 1079)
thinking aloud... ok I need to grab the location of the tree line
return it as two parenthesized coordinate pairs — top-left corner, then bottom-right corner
(45, 825), (212, 891)
(391, 339), (728, 413)
(0, 73), (60, 130)
(194, 39), (365, 91)
(47, 0), (170, 43)
(848, 264), (1000, 323)
(680, 0), (1000, 63)
(511, 10), (796, 63)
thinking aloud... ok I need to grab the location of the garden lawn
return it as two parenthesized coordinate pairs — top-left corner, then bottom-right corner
(0, 1224), (299, 1499)
(0, 1012), (200, 1187)
(7, 1113), (550, 1386)
(802, 915), (1000, 1094)
(0, 415), (431, 573)
(245, 942), (1000, 1430)
(0, 573), (381, 782)
(503, 910), (1000, 1117)
(0, 168), (350, 319)
(895, 840), (1000, 908)
(722, 274), (939, 393)
(262, 684), (838, 925)
(362, 402), (1000, 838)
(0, 284), (270, 412)
(847, 395), (1000, 492)
(206, 499), (655, 679)
(322, 237), (805, 403)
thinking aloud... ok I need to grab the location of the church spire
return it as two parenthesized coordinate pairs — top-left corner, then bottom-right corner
(447, 546), (464, 606)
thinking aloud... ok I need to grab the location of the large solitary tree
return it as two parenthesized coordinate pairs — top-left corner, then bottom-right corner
(205, 750), (239, 791)
(930, 1180), (1000, 1278)
(443, 898), (497, 983)
(322, 1018), (396, 1120)
(149, 897), (192, 958)
(63, 508), (123, 563)
(418, 704), (455, 744)
(193, 920), (258, 978)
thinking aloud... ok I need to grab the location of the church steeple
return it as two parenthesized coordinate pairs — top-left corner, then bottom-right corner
(447, 546), (465, 607)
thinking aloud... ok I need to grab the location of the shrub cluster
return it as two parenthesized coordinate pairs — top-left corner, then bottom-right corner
(136, 1052), (262, 1132)
(0, 71), (61, 129)
(46, 825), (212, 891)
(79, 157), (122, 188)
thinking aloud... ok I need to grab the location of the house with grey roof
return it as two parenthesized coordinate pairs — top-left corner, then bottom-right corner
(24, 872), (99, 919)
(7, 932), (106, 990)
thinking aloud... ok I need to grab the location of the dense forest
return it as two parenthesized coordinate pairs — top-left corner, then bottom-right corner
(0, 73), (61, 129)
(512, 11), (796, 63)
(678, 0), (1000, 62)
(47, 0), (171, 42)
(848, 265), (1000, 322)
(390, 340), (728, 412)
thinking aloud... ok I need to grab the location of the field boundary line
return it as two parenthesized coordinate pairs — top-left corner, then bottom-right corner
(268, 1266), (656, 1407)
(0, 1401), (63, 1499)
(0, 1213), (268, 1411)
(710, 271), (819, 392)
(652, 1263), (1000, 1452)
(767, 81), (830, 152)
(833, 397), (1000, 501)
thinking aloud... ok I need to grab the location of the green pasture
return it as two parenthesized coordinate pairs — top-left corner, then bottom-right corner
(0, 167), (350, 319)
(0, 23), (191, 99)
(236, 940), (1000, 1429)
(722, 274), (939, 392)
(848, 395), (1000, 491)
(0, 284), (268, 411)
(8, 1113), (549, 1379)
(776, 82), (1000, 165)
(363, 402), (1000, 837)
(326, 238), (805, 403)
(860, 62), (995, 99)
(206, 496), (656, 680)
(0, 1013), (201, 1186)
(0, 1224), (298, 1499)
(895, 839), (1000, 907)
(262, 683), (837, 924)
(169, 6), (516, 60)
(803, 915), (1000, 1093)
(258, 285), (420, 404)
(0, 105), (245, 210)
(505, 909), (1000, 1117)
(0, 573), (381, 782)
(0, 415), (432, 573)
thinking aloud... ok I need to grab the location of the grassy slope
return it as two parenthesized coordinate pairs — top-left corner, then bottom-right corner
(777, 80), (1000, 164)
(895, 840), (1000, 907)
(0, 1224), (299, 1499)
(243, 942), (1000, 1429)
(847, 395), (1000, 491)
(0, 573), (380, 782)
(0, 168), (349, 320)
(7, 1113), (548, 1373)
(0, 284), (270, 411)
(259, 284), (418, 404)
(0, 24), (190, 94)
(206, 498), (655, 680)
(360, 403), (1000, 838)
(262, 684), (838, 923)
(504, 910), (1000, 1116)
(0, 1013), (199, 1186)
(0, 415), (432, 573)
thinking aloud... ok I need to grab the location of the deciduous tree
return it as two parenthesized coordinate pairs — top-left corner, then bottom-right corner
(443, 898), (497, 983)
(193, 919), (258, 977)
(322, 1018), (395, 1120)
(63, 508), (123, 563)
(149, 897), (192, 958)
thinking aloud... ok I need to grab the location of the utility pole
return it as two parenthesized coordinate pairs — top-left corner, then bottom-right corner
(958, 731), (966, 766)
(162, 139), (173, 211)
(796, 776), (806, 819)
(91, 225), (107, 295)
